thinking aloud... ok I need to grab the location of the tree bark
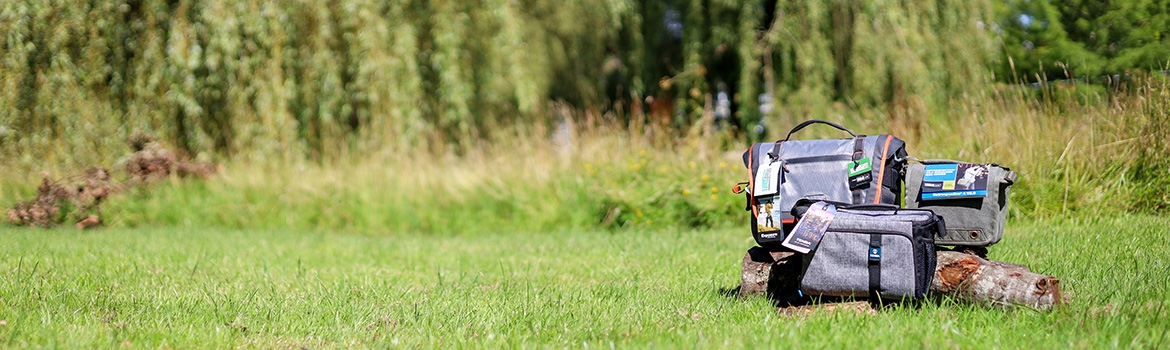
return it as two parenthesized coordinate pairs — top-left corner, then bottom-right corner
(933, 250), (1067, 310)
(739, 247), (805, 306)
(739, 247), (1067, 311)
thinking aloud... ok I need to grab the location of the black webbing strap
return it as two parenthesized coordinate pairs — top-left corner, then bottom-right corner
(850, 136), (867, 203)
(851, 136), (866, 161)
(868, 234), (882, 300)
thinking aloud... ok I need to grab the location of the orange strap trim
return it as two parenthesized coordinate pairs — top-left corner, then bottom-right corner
(873, 135), (893, 204)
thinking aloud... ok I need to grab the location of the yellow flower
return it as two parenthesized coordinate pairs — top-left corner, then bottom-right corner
(688, 161), (696, 169)
(710, 194), (718, 200)
(710, 186), (719, 193)
(636, 210), (644, 217)
(718, 161), (727, 169)
(682, 189), (691, 196)
(700, 174), (709, 181)
(639, 150), (647, 156)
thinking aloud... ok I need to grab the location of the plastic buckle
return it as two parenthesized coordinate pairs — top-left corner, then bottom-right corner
(868, 247), (881, 262)
(731, 182), (749, 194)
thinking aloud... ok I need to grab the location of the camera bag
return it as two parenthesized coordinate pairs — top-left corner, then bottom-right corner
(905, 160), (1017, 247)
(791, 200), (941, 302)
(741, 120), (908, 248)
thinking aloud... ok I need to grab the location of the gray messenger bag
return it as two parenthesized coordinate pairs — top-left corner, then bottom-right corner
(741, 120), (908, 248)
(791, 200), (941, 302)
(905, 160), (1017, 247)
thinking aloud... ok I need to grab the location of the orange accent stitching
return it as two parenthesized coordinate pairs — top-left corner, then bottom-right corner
(874, 135), (893, 204)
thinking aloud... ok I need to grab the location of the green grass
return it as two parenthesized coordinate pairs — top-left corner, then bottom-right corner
(2, 216), (1168, 348)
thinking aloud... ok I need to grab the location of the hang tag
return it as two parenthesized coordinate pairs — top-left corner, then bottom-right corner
(847, 158), (873, 189)
(782, 201), (836, 254)
(754, 162), (780, 197)
(921, 163), (989, 199)
(755, 197), (783, 234)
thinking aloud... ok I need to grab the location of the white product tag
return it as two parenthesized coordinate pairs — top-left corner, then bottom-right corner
(754, 162), (780, 197)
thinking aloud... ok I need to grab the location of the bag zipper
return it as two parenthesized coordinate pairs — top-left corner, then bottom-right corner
(782, 154), (853, 164)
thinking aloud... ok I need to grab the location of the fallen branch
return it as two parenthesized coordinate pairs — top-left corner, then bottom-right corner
(933, 250), (1067, 310)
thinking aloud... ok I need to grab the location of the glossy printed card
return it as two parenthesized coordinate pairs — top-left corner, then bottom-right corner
(921, 163), (989, 200)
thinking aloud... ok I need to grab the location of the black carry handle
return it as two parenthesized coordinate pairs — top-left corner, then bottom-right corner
(783, 120), (857, 141)
(841, 203), (901, 212)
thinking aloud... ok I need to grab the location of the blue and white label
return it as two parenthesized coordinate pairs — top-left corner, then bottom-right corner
(921, 163), (989, 200)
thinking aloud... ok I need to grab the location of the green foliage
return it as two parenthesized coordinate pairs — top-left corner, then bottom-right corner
(77, 134), (745, 234)
(763, 0), (997, 126)
(0, 0), (638, 161)
(1, 1), (1168, 232)
(0, 0), (1005, 163)
(2, 217), (1169, 347)
(994, 0), (1170, 82)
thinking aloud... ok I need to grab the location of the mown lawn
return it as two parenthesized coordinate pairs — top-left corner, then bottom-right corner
(1, 216), (1168, 348)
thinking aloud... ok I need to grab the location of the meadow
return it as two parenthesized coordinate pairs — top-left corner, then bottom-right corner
(2, 0), (1169, 347)
(0, 75), (1166, 347)
(1, 216), (1168, 348)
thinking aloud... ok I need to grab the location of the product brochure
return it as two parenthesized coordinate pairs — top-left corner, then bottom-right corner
(921, 163), (989, 200)
(781, 201), (836, 254)
(755, 196), (783, 234)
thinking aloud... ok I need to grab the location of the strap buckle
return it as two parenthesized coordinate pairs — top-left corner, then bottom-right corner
(731, 182), (750, 194)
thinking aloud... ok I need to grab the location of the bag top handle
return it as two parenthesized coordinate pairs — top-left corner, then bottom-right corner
(843, 203), (901, 211)
(783, 119), (857, 141)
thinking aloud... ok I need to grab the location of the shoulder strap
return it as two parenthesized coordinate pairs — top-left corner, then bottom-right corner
(868, 234), (882, 300)
(850, 135), (868, 203)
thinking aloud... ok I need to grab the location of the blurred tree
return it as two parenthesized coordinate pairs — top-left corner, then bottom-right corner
(5, 0), (1159, 163)
(994, 0), (1169, 83)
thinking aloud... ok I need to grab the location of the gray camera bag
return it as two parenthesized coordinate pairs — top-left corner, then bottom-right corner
(905, 160), (1017, 247)
(742, 120), (907, 248)
(794, 202), (940, 301)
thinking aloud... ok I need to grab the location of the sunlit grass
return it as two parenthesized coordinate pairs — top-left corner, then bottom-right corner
(1, 216), (1168, 348)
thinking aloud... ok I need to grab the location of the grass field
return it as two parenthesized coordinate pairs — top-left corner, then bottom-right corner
(2, 216), (1168, 348)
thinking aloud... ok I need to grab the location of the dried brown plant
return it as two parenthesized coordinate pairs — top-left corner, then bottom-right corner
(6, 133), (217, 229)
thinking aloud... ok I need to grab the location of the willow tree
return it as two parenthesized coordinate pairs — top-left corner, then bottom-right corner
(1, 0), (1001, 164)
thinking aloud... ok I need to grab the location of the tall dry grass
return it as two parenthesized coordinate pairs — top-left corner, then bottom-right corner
(17, 74), (1153, 234)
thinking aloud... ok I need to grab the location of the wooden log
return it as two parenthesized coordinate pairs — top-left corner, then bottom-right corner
(740, 247), (1067, 311)
(933, 250), (1067, 310)
(739, 247), (804, 306)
